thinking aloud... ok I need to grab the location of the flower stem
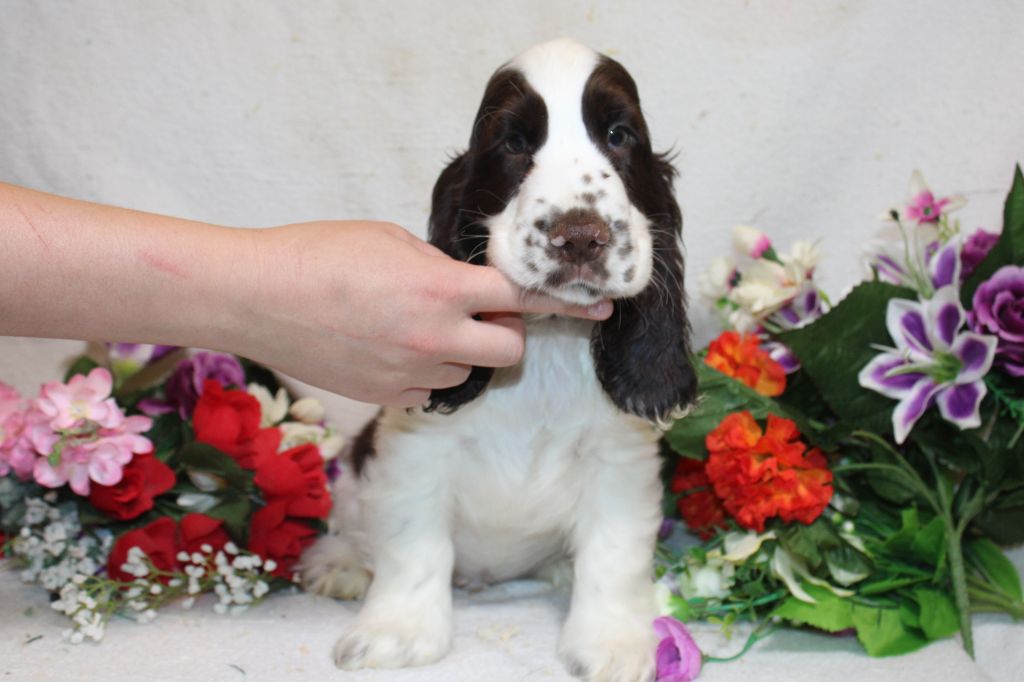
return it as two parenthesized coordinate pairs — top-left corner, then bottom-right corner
(924, 448), (977, 659)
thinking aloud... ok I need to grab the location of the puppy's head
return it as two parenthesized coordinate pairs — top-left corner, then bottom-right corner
(428, 39), (696, 423)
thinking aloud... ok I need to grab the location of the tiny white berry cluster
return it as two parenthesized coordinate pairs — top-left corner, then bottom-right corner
(8, 491), (112, 593)
(44, 539), (277, 644)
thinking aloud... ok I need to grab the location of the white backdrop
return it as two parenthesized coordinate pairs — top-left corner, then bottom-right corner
(2, 3), (1024, 680)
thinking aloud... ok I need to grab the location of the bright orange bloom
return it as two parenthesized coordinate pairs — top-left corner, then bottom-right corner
(704, 411), (832, 533)
(670, 458), (729, 540)
(705, 331), (786, 397)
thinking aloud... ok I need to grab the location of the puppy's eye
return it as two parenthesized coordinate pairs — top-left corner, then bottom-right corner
(607, 125), (632, 148)
(504, 132), (530, 155)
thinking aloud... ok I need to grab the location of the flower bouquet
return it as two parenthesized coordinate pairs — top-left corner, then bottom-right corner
(656, 167), (1024, 665)
(0, 346), (342, 643)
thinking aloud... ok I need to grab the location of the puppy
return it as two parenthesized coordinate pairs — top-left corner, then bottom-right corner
(301, 38), (696, 682)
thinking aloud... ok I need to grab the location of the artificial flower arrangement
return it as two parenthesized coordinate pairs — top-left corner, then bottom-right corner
(0, 346), (343, 643)
(653, 167), (1024, 677)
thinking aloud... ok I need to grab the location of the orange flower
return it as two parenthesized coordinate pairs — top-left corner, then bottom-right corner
(704, 412), (832, 533)
(670, 458), (729, 540)
(705, 331), (786, 396)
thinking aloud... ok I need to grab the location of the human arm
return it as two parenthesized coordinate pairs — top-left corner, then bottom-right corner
(0, 183), (611, 406)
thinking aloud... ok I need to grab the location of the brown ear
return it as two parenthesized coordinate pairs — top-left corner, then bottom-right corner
(591, 154), (697, 422)
(423, 152), (494, 414)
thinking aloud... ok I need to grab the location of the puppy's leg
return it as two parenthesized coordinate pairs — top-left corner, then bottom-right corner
(300, 471), (371, 600)
(559, 437), (662, 682)
(332, 432), (455, 670)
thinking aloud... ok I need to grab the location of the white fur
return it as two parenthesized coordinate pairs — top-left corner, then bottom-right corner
(486, 39), (654, 306)
(302, 39), (667, 682)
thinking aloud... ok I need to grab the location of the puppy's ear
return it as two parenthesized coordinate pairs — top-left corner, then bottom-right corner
(591, 155), (697, 424)
(423, 151), (494, 414)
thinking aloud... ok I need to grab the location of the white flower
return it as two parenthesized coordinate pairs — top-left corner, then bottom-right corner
(289, 397), (325, 424)
(722, 530), (776, 562)
(698, 256), (737, 301)
(278, 421), (345, 459)
(784, 240), (820, 273)
(247, 384), (289, 427)
(677, 550), (735, 600)
(732, 224), (773, 258)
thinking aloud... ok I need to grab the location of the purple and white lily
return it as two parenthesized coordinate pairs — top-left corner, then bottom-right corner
(859, 283), (997, 444)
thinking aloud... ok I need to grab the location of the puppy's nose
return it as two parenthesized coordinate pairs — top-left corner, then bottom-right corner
(548, 210), (610, 264)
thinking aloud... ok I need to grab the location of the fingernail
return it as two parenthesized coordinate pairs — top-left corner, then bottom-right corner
(587, 301), (613, 319)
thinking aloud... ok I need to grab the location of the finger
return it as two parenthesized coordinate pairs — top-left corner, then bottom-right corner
(445, 318), (526, 368)
(424, 362), (473, 389)
(456, 264), (613, 319)
(385, 387), (432, 408)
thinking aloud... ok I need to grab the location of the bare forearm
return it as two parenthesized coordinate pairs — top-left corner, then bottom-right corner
(0, 182), (257, 352)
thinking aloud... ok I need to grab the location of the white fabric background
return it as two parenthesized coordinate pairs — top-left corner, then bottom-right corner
(2, 1), (1023, 680)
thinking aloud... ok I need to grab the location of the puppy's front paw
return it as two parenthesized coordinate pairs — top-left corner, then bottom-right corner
(558, 618), (657, 682)
(333, 616), (452, 670)
(298, 534), (371, 600)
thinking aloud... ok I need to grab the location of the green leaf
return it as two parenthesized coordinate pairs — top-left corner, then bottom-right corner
(852, 603), (929, 657)
(778, 282), (916, 437)
(975, 487), (1024, 544)
(912, 587), (960, 640)
(63, 355), (100, 382)
(771, 583), (854, 632)
(909, 516), (947, 568)
(777, 518), (843, 571)
(663, 362), (780, 458)
(962, 164), (1024, 304)
(201, 491), (252, 542)
(177, 442), (252, 492)
(966, 537), (1023, 602)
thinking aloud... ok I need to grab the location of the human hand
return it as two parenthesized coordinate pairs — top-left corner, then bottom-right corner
(237, 221), (612, 407)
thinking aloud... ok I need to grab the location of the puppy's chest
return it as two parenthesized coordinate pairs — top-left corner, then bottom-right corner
(446, 320), (613, 528)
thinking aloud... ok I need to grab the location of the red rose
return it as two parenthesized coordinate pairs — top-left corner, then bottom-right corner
(253, 444), (331, 519)
(0, 531), (6, 558)
(179, 513), (230, 555)
(193, 380), (281, 469)
(670, 458), (729, 540)
(248, 502), (318, 579)
(107, 517), (180, 582)
(88, 453), (176, 521)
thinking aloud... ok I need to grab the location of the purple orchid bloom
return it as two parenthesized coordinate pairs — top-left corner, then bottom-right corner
(859, 285), (997, 444)
(653, 616), (702, 682)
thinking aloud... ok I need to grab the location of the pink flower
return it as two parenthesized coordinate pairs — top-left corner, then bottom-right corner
(900, 170), (966, 225)
(36, 368), (123, 430)
(0, 382), (26, 476)
(18, 369), (154, 495)
(654, 616), (702, 682)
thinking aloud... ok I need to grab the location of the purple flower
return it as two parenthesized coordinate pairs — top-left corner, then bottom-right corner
(969, 265), (1024, 377)
(859, 286), (997, 444)
(763, 284), (825, 373)
(106, 343), (177, 380)
(653, 616), (702, 682)
(164, 352), (246, 418)
(961, 229), (1000, 279)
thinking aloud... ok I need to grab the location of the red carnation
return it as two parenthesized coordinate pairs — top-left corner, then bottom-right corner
(253, 444), (331, 519)
(193, 380), (281, 469)
(107, 517), (180, 583)
(88, 453), (176, 521)
(179, 513), (231, 555)
(670, 458), (729, 540)
(248, 502), (318, 579)
(705, 412), (832, 533)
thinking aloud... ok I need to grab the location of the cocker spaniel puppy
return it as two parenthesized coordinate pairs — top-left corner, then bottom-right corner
(301, 38), (696, 682)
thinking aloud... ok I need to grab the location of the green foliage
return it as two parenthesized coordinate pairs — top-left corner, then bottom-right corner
(663, 362), (784, 459)
(777, 281), (915, 437)
(851, 601), (929, 657)
(967, 538), (1023, 602)
(63, 355), (100, 382)
(962, 164), (1024, 304)
(172, 443), (254, 540)
(771, 583), (853, 632)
